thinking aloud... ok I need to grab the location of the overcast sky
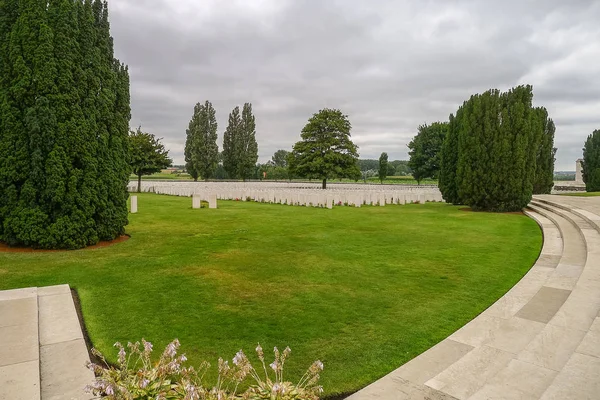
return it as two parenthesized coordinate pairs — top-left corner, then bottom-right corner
(108, 0), (600, 171)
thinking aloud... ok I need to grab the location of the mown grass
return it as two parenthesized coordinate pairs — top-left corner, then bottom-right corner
(0, 194), (541, 397)
(559, 191), (600, 197)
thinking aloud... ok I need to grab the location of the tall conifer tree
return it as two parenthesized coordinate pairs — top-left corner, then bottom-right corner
(583, 130), (600, 192)
(238, 103), (259, 181)
(455, 85), (543, 212)
(439, 113), (462, 204)
(533, 107), (556, 194)
(222, 106), (241, 179)
(185, 101), (219, 181)
(0, 0), (130, 249)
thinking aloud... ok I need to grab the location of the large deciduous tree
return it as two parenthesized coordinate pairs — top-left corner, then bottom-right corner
(184, 101), (219, 181)
(0, 0), (131, 249)
(271, 149), (290, 168)
(378, 152), (388, 183)
(129, 128), (172, 193)
(289, 108), (360, 189)
(407, 122), (448, 184)
(583, 129), (600, 192)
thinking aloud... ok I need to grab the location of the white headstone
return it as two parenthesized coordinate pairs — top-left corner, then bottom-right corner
(192, 195), (201, 209)
(130, 196), (138, 213)
(209, 194), (217, 209)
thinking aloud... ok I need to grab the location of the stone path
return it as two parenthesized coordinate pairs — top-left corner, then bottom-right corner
(347, 195), (600, 399)
(0, 285), (94, 400)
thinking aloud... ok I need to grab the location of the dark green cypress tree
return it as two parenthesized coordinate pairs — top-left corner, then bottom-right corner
(0, 0), (130, 249)
(238, 103), (258, 181)
(583, 130), (600, 192)
(455, 86), (542, 212)
(439, 113), (462, 204)
(222, 106), (241, 179)
(532, 107), (556, 194)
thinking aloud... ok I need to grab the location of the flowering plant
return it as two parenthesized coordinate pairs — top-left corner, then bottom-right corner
(85, 339), (324, 400)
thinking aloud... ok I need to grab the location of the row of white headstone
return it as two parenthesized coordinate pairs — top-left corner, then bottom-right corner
(128, 190), (444, 213)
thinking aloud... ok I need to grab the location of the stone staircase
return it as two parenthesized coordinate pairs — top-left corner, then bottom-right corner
(348, 195), (600, 399)
(0, 285), (94, 400)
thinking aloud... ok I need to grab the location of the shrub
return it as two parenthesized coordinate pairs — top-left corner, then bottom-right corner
(86, 339), (324, 400)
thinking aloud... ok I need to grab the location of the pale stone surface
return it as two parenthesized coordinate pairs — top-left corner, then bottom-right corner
(0, 321), (39, 367)
(517, 323), (587, 371)
(425, 346), (514, 399)
(130, 195), (138, 213)
(0, 297), (37, 328)
(40, 339), (95, 400)
(346, 375), (459, 400)
(394, 340), (473, 384)
(515, 286), (571, 323)
(192, 195), (201, 209)
(539, 353), (600, 400)
(449, 315), (545, 354)
(469, 359), (557, 400)
(575, 159), (584, 184)
(534, 254), (561, 269)
(0, 360), (40, 400)
(208, 193), (217, 209)
(544, 263), (584, 290)
(37, 284), (70, 297)
(576, 328), (600, 358)
(0, 287), (37, 301)
(39, 293), (83, 345)
(548, 280), (600, 331)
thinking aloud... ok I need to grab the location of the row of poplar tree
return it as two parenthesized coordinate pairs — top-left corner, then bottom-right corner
(438, 85), (556, 212)
(0, 0), (131, 249)
(184, 101), (258, 181)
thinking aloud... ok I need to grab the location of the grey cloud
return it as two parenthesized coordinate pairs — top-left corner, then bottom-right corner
(108, 0), (600, 170)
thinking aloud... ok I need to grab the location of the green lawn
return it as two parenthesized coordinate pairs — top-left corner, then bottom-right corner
(0, 194), (541, 397)
(560, 192), (600, 197)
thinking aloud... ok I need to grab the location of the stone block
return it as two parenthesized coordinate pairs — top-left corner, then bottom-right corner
(40, 339), (95, 400)
(192, 195), (201, 209)
(130, 195), (138, 213)
(0, 360), (40, 400)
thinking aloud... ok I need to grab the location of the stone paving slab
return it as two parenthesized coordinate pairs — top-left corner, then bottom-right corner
(449, 315), (545, 354)
(0, 287), (37, 301)
(0, 296), (37, 328)
(40, 339), (95, 400)
(517, 323), (587, 371)
(425, 346), (515, 399)
(394, 340), (474, 384)
(38, 284), (71, 297)
(39, 293), (84, 346)
(515, 286), (571, 324)
(346, 375), (459, 400)
(0, 360), (41, 400)
(469, 359), (557, 400)
(539, 353), (600, 399)
(0, 322), (39, 367)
